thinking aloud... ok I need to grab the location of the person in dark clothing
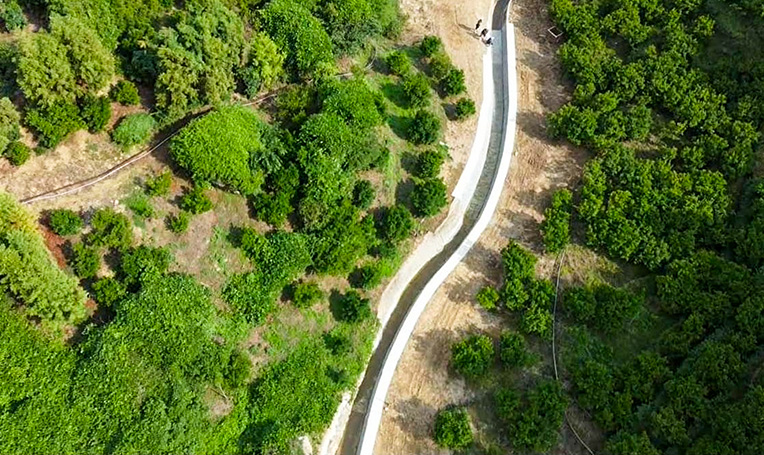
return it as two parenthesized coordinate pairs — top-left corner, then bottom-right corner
(484, 37), (494, 46)
(475, 19), (482, 32)
(480, 28), (489, 38)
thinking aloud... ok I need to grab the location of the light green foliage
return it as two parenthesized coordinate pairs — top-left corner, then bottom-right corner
(322, 78), (383, 130)
(378, 205), (414, 243)
(408, 109), (441, 145)
(402, 73), (432, 108)
(454, 97), (476, 120)
(440, 67), (466, 96)
(25, 102), (85, 148)
(476, 286), (500, 310)
(126, 193), (154, 219)
(4, 141), (30, 166)
(180, 186), (213, 214)
(411, 177), (447, 217)
(428, 52), (452, 81)
(240, 32), (285, 97)
(0, 192), (87, 326)
(112, 113), (156, 149)
(335, 289), (372, 323)
(145, 171), (172, 197)
(0, 97), (20, 155)
(166, 211), (191, 234)
(385, 50), (412, 76)
(86, 208), (132, 251)
(292, 281), (323, 308)
(501, 240), (537, 281)
(171, 105), (264, 195)
(541, 189), (572, 253)
(420, 35), (442, 57)
(90, 277), (127, 308)
(260, 0), (334, 80)
(433, 406), (473, 449)
(79, 95), (111, 133)
(70, 242), (100, 279)
(495, 380), (567, 452)
(311, 203), (376, 275)
(451, 334), (494, 378)
(109, 80), (141, 105)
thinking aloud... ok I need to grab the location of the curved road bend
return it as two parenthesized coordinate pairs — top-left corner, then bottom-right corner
(338, 1), (515, 454)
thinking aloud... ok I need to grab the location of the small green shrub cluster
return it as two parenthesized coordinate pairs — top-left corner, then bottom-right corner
(109, 80), (141, 106)
(451, 334), (494, 378)
(70, 242), (100, 279)
(166, 211), (191, 234)
(118, 245), (171, 289)
(419, 35), (443, 57)
(145, 171), (172, 197)
(494, 381), (567, 452)
(499, 331), (537, 369)
(408, 109), (442, 145)
(181, 186), (213, 214)
(79, 95), (111, 133)
(433, 406), (473, 449)
(402, 73), (432, 108)
(411, 178), (447, 217)
(385, 50), (412, 76)
(0, 97), (20, 156)
(25, 102), (85, 148)
(563, 284), (642, 333)
(1, 0), (26, 32)
(126, 194), (154, 219)
(48, 209), (83, 236)
(454, 98), (476, 120)
(335, 289), (372, 323)
(292, 281), (323, 308)
(112, 113), (155, 149)
(476, 286), (500, 310)
(90, 277), (127, 308)
(414, 149), (444, 179)
(377, 205), (415, 243)
(419, 37), (466, 97)
(4, 141), (30, 166)
(353, 179), (376, 210)
(541, 189), (572, 253)
(86, 208), (132, 251)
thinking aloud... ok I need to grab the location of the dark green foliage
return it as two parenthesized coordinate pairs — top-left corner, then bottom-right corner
(411, 178), (447, 217)
(351, 262), (384, 290)
(170, 105), (263, 195)
(70, 242), (100, 279)
(322, 78), (383, 131)
(541, 189), (572, 253)
(378, 205), (415, 243)
(253, 164), (299, 226)
(86, 208), (132, 251)
(419, 35), (442, 57)
(79, 96), (111, 133)
(335, 289), (372, 323)
(440, 67), (466, 96)
(275, 84), (318, 130)
(292, 281), (323, 308)
(501, 240), (537, 281)
(112, 113), (155, 149)
(240, 32), (285, 97)
(605, 431), (660, 455)
(414, 149), (444, 179)
(476, 286), (499, 310)
(495, 381), (567, 452)
(109, 80), (141, 106)
(1, 0), (26, 32)
(166, 211), (190, 234)
(564, 284), (642, 333)
(0, 97), (20, 155)
(402, 73), (432, 108)
(454, 97), (476, 120)
(49, 209), (83, 236)
(353, 180), (376, 210)
(4, 141), (30, 166)
(145, 171), (172, 197)
(521, 279), (555, 339)
(90, 277), (127, 308)
(499, 331), (537, 368)
(311, 203), (376, 275)
(433, 406), (473, 449)
(25, 102), (85, 148)
(385, 50), (411, 76)
(119, 245), (171, 289)
(408, 109), (441, 145)
(180, 186), (213, 214)
(451, 334), (494, 378)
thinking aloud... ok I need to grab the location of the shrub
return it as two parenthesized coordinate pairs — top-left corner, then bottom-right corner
(240, 32), (285, 97)
(181, 186), (213, 214)
(48, 209), (82, 236)
(70, 242), (100, 279)
(109, 80), (141, 105)
(126, 194), (154, 219)
(541, 189), (573, 253)
(351, 263), (384, 290)
(167, 211), (190, 234)
(90, 277), (127, 308)
(408, 109), (441, 145)
(385, 50), (412, 76)
(402, 73), (432, 108)
(336, 289), (372, 323)
(378, 205), (415, 243)
(476, 286), (500, 310)
(112, 113), (156, 149)
(411, 178), (448, 217)
(495, 381), (568, 452)
(441, 68), (466, 96)
(451, 334), (494, 378)
(420, 35), (443, 57)
(87, 208), (132, 251)
(145, 171), (172, 197)
(428, 52), (452, 80)
(415, 149), (444, 179)
(79, 95), (111, 132)
(1, 1), (26, 32)
(119, 245), (171, 289)
(5, 141), (30, 166)
(499, 331), (537, 368)
(353, 180), (376, 210)
(25, 102), (85, 148)
(0, 97), (20, 154)
(455, 98), (476, 120)
(292, 281), (323, 308)
(433, 407), (473, 449)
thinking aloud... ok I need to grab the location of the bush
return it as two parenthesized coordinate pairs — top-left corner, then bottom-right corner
(1, 1), (26, 32)
(541, 189), (573, 253)
(433, 407), (473, 449)
(145, 171), (172, 197)
(86, 208), (132, 251)
(292, 281), (323, 308)
(336, 289), (372, 323)
(109, 80), (141, 105)
(79, 95), (111, 132)
(476, 286), (500, 310)
(351, 263), (384, 290)
(70, 242), (100, 279)
(441, 68), (466, 96)
(408, 109), (441, 145)
(112, 113), (156, 149)
(385, 50), (412, 76)
(90, 277), (127, 308)
(420, 35), (443, 57)
(499, 331), (537, 368)
(451, 334), (494, 378)
(495, 381), (568, 452)
(119, 245), (171, 289)
(428, 52), (452, 80)
(166, 211), (190, 234)
(0, 97), (20, 154)
(353, 180), (375, 209)
(5, 141), (30, 166)
(411, 178), (448, 217)
(378, 205), (415, 243)
(455, 98), (476, 120)
(126, 194), (154, 219)
(25, 102), (85, 148)
(48, 209), (82, 236)
(181, 186), (213, 214)
(240, 32), (285, 97)
(402, 73), (432, 108)
(415, 149), (444, 179)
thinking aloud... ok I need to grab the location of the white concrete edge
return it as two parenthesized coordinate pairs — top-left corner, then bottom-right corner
(356, 23), (517, 455)
(316, 17), (497, 455)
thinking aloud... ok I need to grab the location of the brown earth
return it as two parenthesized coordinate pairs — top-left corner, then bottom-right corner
(373, 0), (596, 453)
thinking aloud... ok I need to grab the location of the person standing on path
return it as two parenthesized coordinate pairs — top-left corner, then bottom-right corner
(480, 28), (489, 39)
(475, 19), (482, 32)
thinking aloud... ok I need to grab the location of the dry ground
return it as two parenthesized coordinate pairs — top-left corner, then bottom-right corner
(373, 0), (600, 452)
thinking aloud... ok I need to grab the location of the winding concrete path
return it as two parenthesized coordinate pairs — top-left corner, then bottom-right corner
(321, 1), (518, 453)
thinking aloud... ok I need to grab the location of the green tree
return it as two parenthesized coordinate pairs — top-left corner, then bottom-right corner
(25, 102), (85, 148)
(240, 32), (285, 97)
(499, 331), (536, 368)
(420, 35), (442, 57)
(541, 189), (572, 253)
(180, 186), (213, 214)
(433, 407), (473, 449)
(411, 178), (448, 217)
(110, 80), (141, 105)
(0, 97), (20, 155)
(4, 141), (30, 166)
(440, 67), (466, 96)
(91, 277), (127, 308)
(79, 96), (111, 133)
(86, 208), (132, 251)
(378, 205), (415, 243)
(408, 109), (441, 145)
(70, 242), (100, 279)
(48, 209), (83, 236)
(336, 289), (373, 323)
(455, 97), (476, 120)
(353, 180), (376, 209)
(292, 281), (323, 308)
(385, 50), (411, 76)
(403, 73), (432, 108)
(415, 149), (444, 179)
(112, 113), (156, 149)
(476, 286), (500, 310)
(451, 334), (494, 378)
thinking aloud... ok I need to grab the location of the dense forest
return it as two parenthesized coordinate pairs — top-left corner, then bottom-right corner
(0, 0), (476, 453)
(434, 0), (764, 454)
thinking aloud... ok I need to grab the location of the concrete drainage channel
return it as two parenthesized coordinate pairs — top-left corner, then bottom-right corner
(317, 2), (518, 454)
